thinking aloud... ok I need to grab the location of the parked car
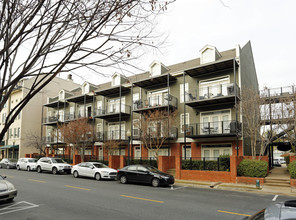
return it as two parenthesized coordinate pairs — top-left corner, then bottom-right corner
(71, 162), (117, 180)
(16, 158), (38, 171)
(273, 159), (282, 167)
(117, 164), (175, 187)
(0, 158), (17, 169)
(0, 175), (17, 203)
(279, 158), (286, 164)
(243, 200), (296, 219)
(36, 157), (72, 174)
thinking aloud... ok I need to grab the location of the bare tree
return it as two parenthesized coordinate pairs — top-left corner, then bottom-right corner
(139, 110), (177, 161)
(58, 118), (92, 162)
(103, 140), (122, 156)
(0, 0), (174, 141)
(241, 87), (281, 158)
(25, 131), (47, 156)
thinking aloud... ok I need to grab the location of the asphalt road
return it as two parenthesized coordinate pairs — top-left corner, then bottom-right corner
(0, 169), (294, 220)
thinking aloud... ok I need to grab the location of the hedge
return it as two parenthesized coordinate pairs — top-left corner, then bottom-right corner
(288, 160), (296, 179)
(237, 159), (268, 178)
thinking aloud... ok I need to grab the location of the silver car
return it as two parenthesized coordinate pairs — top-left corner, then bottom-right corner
(71, 162), (117, 180)
(0, 158), (17, 169)
(0, 175), (17, 202)
(243, 200), (296, 219)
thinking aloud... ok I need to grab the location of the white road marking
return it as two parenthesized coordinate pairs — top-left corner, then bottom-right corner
(272, 195), (278, 201)
(163, 186), (188, 191)
(0, 201), (39, 216)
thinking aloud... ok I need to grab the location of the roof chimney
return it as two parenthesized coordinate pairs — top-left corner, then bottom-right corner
(67, 74), (73, 81)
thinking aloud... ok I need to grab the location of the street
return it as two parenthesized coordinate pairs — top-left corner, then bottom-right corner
(0, 169), (295, 220)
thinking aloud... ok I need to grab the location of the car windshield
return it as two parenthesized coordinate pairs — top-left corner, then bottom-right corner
(0, 175), (4, 180)
(147, 166), (161, 172)
(52, 158), (66, 163)
(28, 159), (37, 163)
(93, 163), (108, 168)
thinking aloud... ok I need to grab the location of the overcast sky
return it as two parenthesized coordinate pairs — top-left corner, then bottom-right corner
(71, 0), (296, 90)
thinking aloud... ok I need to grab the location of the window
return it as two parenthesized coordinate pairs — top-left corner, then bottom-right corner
(199, 77), (230, 99)
(133, 119), (139, 137)
(2, 113), (6, 123)
(147, 89), (168, 106)
(180, 83), (189, 103)
(97, 101), (102, 114)
(17, 128), (20, 138)
(127, 165), (137, 171)
(180, 113), (189, 133)
(200, 110), (230, 134)
(108, 98), (125, 113)
(9, 128), (12, 138)
(148, 148), (169, 158)
(14, 128), (17, 137)
(182, 146), (191, 159)
(201, 144), (232, 158)
(112, 75), (120, 86)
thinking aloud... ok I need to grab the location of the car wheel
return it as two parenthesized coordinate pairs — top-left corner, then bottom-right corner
(151, 178), (160, 187)
(73, 171), (79, 178)
(27, 166), (31, 171)
(52, 167), (58, 175)
(95, 173), (101, 181)
(37, 166), (42, 173)
(16, 165), (20, 170)
(120, 175), (128, 184)
(0, 164), (2, 168)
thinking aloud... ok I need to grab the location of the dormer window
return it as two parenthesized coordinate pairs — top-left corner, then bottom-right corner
(59, 90), (64, 100)
(83, 83), (89, 94)
(150, 61), (168, 77)
(200, 45), (221, 64)
(112, 74), (121, 86)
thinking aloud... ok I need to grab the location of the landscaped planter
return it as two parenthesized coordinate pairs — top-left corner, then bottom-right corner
(236, 176), (264, 185)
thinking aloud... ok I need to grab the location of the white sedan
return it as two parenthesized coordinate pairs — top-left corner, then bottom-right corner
(0, 175), (17, 202)
(71, 162), (117, 180)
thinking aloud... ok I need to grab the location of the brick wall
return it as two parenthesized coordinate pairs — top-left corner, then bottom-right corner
(158, 156), (175, 173)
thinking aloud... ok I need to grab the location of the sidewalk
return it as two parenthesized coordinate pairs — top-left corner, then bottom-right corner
(174, 179), (296, 197)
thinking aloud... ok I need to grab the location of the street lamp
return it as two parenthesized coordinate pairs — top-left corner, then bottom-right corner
(126, 129), (131, 165)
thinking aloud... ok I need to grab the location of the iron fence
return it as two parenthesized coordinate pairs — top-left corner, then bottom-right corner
(182, 156), (230, 171)
(126, 157), (158, 167)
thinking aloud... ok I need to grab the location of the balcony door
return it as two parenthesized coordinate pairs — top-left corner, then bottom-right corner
(200, 77), (229, 98)
(200, 110), (230, 135)
(108, 123), (125, 140)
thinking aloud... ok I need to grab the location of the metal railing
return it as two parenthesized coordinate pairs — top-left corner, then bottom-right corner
(182, 156), (230, 171)
(185, 83), (240, 101)
(132, 127), (178, 139)
(43, 136), (64, 143)
(183, 120), (241, 136)
(104, 130), (128, 141)
(95, 104), (131, 116)
(54, 154), (73, 164)
(126, 157), (158, 167)
(133, 94), (178, 110)
(260, 86), (295, 98)
(84, 155), (108, 165)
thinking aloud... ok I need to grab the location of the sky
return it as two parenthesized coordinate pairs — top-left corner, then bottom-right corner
(70, 0), (296, 90)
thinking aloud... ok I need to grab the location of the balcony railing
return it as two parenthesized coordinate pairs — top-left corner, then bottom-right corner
(43, 136), (64, 144)
(132, 127), (178, 139)
(95, 104), (131, 117)
(183, 120), (241, 136)
(260, 86), (295, 98)
(185, 83), (240, 101)
(104, 130), (128, 141)
(133, 94), (178, 110)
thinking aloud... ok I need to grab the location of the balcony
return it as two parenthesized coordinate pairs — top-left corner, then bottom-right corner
(42, 115), (64, 126)
(132, 127), (178, 140)
(94, 104), (131, 121)
(133, 94), (178, 113)
(43, 136), (64, 144)
(185, 83), (240, 111)
(133, 74), (176, 89)
(94, 132), (104, 142)
(66, 94), (93, 103)
(183, 120), (241, 138)
(104, 130), (128, 142)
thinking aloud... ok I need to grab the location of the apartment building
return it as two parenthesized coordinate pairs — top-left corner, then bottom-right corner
(0, 76), (80, 159)
(42, 41), (258, 161)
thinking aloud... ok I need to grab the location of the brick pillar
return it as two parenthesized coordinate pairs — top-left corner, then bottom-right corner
(120, 156), (125, 168)
(230, 155), (237, 183)
(73, 155), (81, 165)
(158, 156), (164, 172)
(175, 156), (181, 179)
(290, 156), (296, 163)
(109, 155), (120, 169)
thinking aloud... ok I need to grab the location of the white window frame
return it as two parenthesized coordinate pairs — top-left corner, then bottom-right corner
(182, 145), (191, 159)
(199, 76), (230, 98)
(180, 83), (189, 103)
(201, 144), (232, 158)
(200, 109), (231, 134)
(180, 113), (189, 133)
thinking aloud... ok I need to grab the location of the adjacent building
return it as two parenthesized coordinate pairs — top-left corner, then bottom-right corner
(0, 76), (80, 159)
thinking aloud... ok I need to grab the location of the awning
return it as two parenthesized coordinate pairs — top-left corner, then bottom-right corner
(0, 145), (19, 150)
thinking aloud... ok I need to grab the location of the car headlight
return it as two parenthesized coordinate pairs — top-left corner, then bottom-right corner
(58, 166), (64, 169)
(7, 183), (15, 191)
(101, 171), (109, 174)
